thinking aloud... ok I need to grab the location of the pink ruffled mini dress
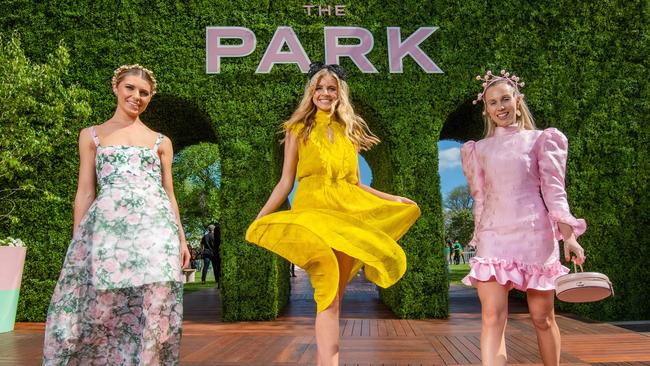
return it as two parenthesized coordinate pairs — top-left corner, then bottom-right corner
(461, 126), (586, 291)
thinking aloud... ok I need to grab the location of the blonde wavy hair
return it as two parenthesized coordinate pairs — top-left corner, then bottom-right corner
(283, 68), (380, 151)
(482, 80), (536, 138)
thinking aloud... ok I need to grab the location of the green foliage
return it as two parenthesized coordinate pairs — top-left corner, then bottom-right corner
(17, 279), (57, 322)
(446, 209), (474, 247)
(443, 186), (474, 246)
(0, 0), (647, 321)
(0, 35), (92, 321)
(444, 185), (472, 212)
(172, 142), (221, 242)
(0, 34), (92, 224)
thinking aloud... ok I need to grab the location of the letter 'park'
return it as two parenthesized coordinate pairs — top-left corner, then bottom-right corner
(206, 26), (443, 74)
(0, 1), (648, 365)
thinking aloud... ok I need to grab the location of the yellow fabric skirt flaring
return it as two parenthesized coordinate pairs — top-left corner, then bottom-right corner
(245, 178), (420, 313)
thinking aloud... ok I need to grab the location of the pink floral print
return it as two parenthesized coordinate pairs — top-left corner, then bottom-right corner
(44, 129), (183, 365)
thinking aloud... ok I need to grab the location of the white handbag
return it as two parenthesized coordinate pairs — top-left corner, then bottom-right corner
(554, 262), (614, 303)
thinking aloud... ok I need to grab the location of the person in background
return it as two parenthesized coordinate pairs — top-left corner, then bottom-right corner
(190, 243), (202, 271)
(200, 223), (221, 287)
(453, 239), (465, 264)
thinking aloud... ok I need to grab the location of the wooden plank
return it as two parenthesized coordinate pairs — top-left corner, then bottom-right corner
(505, 333), (540, 363)
(369, 319), (378, 337)
(272, 335), (313, 363)
(438, 335), (470, 364)
(429, 336), (458, 365)
(377, 319), (388, 337)
(392, 319), (408, 337)
(362, 319), (371, 337)
(352, 319), (362, 337)
(385, 319), (398, 337)
(563, 333), (650, 362)
(4, 271), (650, 365)
(296, 340), (318, 364)
(342, 319), (354, 337)
(453, 336), (482, 363)
(181, 335), (239, 363)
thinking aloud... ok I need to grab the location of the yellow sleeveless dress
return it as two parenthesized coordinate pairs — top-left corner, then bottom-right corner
(245, 110), (421, 312)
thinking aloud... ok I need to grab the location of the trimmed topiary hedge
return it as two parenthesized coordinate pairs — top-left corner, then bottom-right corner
(0, 0), (647, 321)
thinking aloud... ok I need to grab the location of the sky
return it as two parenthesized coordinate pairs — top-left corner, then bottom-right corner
(437, 140), (467, 198)
(288, 141), (466, 203)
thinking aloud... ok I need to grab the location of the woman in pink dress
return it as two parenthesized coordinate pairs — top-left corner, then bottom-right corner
(461, 70), (586, 366)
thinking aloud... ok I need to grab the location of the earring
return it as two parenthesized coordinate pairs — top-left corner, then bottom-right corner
(516, 110), (521, 117)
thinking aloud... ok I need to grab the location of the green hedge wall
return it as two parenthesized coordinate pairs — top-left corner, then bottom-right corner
(0, 0), (647, 321)
(0, 36), (92, 321)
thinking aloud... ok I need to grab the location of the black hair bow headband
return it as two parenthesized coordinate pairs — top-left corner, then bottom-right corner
(307, 62), (348, 81)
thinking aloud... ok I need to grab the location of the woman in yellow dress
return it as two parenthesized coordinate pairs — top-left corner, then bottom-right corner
(246, 62), (420, 365)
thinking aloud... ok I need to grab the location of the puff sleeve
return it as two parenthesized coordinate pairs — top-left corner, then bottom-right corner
(536, 128), (587, 240)
(460, 141), (485, 247)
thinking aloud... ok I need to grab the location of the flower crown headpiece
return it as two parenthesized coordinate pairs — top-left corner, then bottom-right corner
(307, 62), (348, 81)
(112, 64), (157, 95)
(473, 69), (524, 105)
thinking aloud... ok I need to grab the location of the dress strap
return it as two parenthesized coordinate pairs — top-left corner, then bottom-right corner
(153, 133), (164, 152)
(88, 126), (100, 147)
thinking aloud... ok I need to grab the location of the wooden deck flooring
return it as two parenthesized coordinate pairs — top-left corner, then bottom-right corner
(2, 268), (650, 365)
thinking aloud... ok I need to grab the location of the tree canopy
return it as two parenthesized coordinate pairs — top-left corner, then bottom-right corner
(0, 35), (91, 224)
(172, 142), (221, 244)
(443, 185), (473, 212)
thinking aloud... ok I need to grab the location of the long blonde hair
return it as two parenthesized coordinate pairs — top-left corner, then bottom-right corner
(482, 80), (536, 138)
(283, 68), (380, 151)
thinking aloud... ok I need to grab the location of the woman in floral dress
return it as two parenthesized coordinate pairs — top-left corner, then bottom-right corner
(43, 64), (191, 365)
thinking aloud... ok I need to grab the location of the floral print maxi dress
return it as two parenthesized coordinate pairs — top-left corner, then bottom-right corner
(43, 126), (184, 365)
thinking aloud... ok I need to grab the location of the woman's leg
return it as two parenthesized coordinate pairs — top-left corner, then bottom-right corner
(476, 280), (510, 366)
(315, 250), (355, 366)
(201, 255), (211, 283)
(527, 289), (560, 366)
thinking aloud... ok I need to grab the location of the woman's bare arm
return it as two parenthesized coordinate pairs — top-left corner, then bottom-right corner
(159, 136), (191, 268)
(73, 128), (97, 234)
(256, 131), (299, 219)
(356, 169), (417, 205)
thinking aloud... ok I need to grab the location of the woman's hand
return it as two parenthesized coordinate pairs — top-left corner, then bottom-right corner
(180, 241), (191, 269)
(563, 237), (586, 265)
(558, 222), (586, 265)
(394, 195), (417, 205)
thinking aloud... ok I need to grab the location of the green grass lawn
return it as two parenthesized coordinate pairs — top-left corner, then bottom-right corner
(184, 263), (471, 292)
(448, 263), (470, 286)
(183, 267), (218, 293)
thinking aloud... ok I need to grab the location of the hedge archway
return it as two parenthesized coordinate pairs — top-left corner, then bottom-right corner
(1, 0), (647, 322)
(141, 95), (218, 151)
